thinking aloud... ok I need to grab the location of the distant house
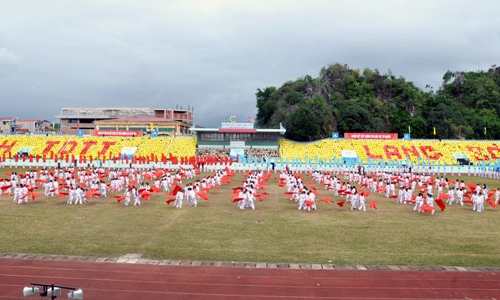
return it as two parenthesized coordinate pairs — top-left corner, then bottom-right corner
(16, 119), (51, 134)
(0, 118), (16, 134)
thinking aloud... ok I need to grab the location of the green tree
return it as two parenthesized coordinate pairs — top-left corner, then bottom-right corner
(284, 106), (320, 141)
(337, 99), (372, 133)
(255, 87), (277, 127)
(255, 63), (500, 141)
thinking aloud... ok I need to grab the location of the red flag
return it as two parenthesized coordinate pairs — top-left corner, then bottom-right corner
(255, 194), (267, 201)
(435, 199), (446, 211)
(369, 201), (378, 209)
(166, 198), (176, 204)
(113, 195), (126, 203)
(232, 197), (244, 203)
(168, 184), (181, 196)
(128, 180), (138, 188)
(337, 200), (346, 207)
(420, 205), (434, 212)
(140, 191), (151, 200)
(31, 192), (41, 201)
(196, 192), (209, 200)
(466, 182), (476, 191)
(305, 200), (315, 207)
(319, 198), (333, 204)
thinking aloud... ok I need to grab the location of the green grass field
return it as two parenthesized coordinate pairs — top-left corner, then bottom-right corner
(1, 167), (499, 267)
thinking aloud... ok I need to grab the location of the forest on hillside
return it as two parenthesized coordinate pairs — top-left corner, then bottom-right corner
(255, 63), (500, 141)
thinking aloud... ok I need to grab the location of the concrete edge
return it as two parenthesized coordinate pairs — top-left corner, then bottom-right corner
(1, 252), (499, 272)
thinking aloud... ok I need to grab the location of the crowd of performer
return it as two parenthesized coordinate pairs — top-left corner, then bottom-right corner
(307, 168), (500, 214)
(1, 163), (499, 215)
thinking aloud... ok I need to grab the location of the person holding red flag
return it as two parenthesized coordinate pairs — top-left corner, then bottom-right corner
(358, 191), (367, 212)
(475, 191), (485, 213)
(426, 193), (436, 215)
(414, 192), (424, 212)
(174, 186), (184, 208)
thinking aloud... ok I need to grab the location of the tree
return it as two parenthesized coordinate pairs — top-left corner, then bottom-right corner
(284, 106), (320, 141)
(255, 63), (500, 140)
(337, 99), (372, 133)
(283, 95), (333, 141)
(255, 87), (277, 127)
(408, 116), (428, 138)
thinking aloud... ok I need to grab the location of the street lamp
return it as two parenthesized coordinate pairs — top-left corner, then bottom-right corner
(23, 283), (83, 299)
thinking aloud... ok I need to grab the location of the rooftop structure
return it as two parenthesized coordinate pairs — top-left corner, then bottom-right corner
(55, 107), (194, 135)
(190, 122), (286, 152)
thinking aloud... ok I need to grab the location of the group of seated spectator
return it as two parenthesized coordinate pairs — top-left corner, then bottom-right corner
(245, 148), (280, 159)
(195, 147), (280, 161)
(195, 148), (230, 157)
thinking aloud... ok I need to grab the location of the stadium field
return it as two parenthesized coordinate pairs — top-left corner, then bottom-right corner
(1, 167), (499, 268)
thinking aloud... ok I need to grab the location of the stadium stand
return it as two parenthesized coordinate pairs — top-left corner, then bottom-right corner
(0, 135), (196, 162)
(279, 138), (500, 167)
(1, 135), (499, 170)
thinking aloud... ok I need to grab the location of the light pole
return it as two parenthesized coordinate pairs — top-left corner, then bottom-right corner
(23, 282), (83, 299)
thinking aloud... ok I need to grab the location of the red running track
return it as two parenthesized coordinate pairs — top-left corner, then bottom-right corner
(1, 258), (500, 299)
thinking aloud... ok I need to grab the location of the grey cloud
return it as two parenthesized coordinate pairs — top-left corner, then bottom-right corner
(0, 0), (499, 127)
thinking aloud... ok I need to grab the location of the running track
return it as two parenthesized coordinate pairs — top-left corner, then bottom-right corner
(1, 254), (500, 299)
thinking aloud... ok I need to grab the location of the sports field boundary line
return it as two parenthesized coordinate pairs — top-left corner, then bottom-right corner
(2, 252), (499, 273)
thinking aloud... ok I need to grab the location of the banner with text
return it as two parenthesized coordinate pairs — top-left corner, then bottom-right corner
(93, 130), (143, 137)
(344, 132), (398, 140)
(221, 122), (254, 129)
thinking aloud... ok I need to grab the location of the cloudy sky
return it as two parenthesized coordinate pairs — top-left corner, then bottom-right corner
(0, 0), (499, 127)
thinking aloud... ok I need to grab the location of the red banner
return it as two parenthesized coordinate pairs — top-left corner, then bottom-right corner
(93, 130), (143, 137)
(344, 132), (398, 140)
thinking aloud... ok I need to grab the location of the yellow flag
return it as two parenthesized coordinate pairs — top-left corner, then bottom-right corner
(433, 127), (436, 135)
(150, 123), (154, 130)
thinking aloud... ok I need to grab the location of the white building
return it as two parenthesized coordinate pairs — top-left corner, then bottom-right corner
(0, 118), (16, 134)
(16, 119), (51, 134)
